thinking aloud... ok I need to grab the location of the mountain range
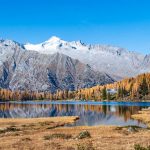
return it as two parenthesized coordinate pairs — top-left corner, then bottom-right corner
(25, 36), (150, 79)
(0, 38), (114, 92)
(0, 36), (149, 92)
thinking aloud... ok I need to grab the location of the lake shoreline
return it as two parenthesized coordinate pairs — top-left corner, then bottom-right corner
(0, 101), (150, 149)
(1, 99), (150, 104)
(1, 99), (150, 103)
(0, 100), (149, 127)
(132, 107), (150, 128)
(0, 116), (150, 150)
(0, 116), (79, 128)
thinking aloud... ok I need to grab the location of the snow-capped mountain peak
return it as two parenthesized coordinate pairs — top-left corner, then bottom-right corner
(24, 36), (129, 54)
(0, 39), (24, 48)
(46, 36), (61, 43)
(24, 36), (88, 54)
(0, 36), (150, 92)
(24, 36), (147, 79)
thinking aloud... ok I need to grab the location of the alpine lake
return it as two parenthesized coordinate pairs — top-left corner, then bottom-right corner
(0, 101), (150, 127)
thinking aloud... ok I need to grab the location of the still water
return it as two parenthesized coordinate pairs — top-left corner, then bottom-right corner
(0, 101), (150, 127)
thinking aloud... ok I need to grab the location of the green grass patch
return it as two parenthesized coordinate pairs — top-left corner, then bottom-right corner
(0, 127), (20, 134)
(134, 144), (150, 150)
(77, 142), (95, 150)
(44, 133), (72, 140)
(115, 125), (142, 131)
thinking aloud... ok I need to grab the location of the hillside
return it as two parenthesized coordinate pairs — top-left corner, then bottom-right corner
(73, 73), (150, 101)
(0, 73), (149, 101)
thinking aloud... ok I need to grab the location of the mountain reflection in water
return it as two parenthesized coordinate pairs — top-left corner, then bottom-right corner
(0, 102), (148, 127)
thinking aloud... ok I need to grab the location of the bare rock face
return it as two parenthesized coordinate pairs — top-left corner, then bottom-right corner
(0, 40), (25, 88)
(140, 54), (150, 72)
(0, 40), (114, 92)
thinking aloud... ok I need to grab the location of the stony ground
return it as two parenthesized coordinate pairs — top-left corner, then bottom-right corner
(0, 116), (150, 150)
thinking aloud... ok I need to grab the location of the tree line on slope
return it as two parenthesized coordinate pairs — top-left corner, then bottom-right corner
(73, 73), (150, 101)
(0, 73), (149, 101)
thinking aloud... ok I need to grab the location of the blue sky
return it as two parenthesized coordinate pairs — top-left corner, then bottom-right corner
(0, 0), (150, 54)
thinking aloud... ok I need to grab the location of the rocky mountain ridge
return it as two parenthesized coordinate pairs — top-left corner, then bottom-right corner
(0, 39), (114, 92)
(25, 36), (149, 79)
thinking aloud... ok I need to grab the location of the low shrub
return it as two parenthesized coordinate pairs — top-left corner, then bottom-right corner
(0, 127), (20, 134)
(134, 144), (150, 150)
(77, 130), (91, 139)
(44, 133), (72, 140)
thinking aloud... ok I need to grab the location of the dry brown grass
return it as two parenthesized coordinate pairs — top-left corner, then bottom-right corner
(132, 108), (150, 127)
(0, 116), (150, 150)
(0, 116), (79, 128)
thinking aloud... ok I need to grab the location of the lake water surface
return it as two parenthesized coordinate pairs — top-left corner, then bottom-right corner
(0, 101), (150, 127)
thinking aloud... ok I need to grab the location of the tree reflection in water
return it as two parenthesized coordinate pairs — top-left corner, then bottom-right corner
(0, 102), (148, 127)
